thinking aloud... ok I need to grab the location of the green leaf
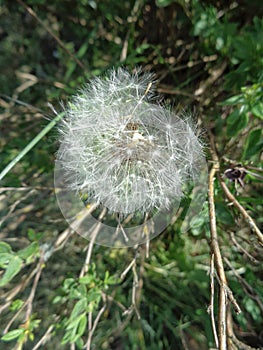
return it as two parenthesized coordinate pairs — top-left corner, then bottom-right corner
(251, 103), (263, 119)
(87, 290), (101, 303)
(76, 337), (84, 349)
(104, 270), (109, 283)
(156, 0), (176, 7)
(239, 196), (263, 204)
(70, 284), (87, 299)
(190, 215), (206, 236)
(70, 299), (87, 321)
(242, 129), (262, 159)
(77, 42), (89, 59)
(66, 316), (82, 330)
(65, 62), (77, 81)
(79, 275), (93, 285)
(27, 228), (42, 241)
(0, 255), (23, 286)
(63, 278), (76, 290)
(226, 110), (249, 137)
(0, 242), (12, 254)
(0, 253), (12, 267)
(1, 328), (24, 341)
(10, 299), (24, 311)
(77, 314), (87, 336)
(135, 43), (150, 54)
(17, 242), (39, 262)
(215, 202), (234, 225)
(52, 296), (62, 304)
(221, 94), (243, 105)
(62, 327), (77, 344)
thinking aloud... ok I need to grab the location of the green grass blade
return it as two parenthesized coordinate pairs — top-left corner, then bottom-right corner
(0, 112), (65, 182)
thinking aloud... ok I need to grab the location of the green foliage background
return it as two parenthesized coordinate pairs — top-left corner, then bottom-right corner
(0, 0), (262, 349)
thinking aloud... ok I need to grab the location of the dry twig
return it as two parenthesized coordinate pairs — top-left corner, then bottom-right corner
(84, 299), (107, 350)
(3, 253), (44, 338)
(230, 232), (259, 264)
(208, 253), (219, 348)
(227, 310), (262, 350)
(120, 0), (144, 62)
(32, 321), (57, 350)
(208, 157), (228, 350)
(219, 179), (263, 245)
(224, 257), (263, 313)
(16, 0), (86, 71)
(208, 133), (241, 349)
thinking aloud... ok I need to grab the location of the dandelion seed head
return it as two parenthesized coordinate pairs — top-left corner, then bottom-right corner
(57, 67), (204, 215)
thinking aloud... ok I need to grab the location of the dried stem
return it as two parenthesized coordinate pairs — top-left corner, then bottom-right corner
(227, 309), (261, 350)
(208, 253), (219, 348)
(208, 157), (228, 350)
(120, 0), (143, 62)
(84, 302), (107, 350)
(16, 0), (86, 71)
(1, 265), (40, 325)
(224, 257), (263, 313)
(131, 263), (141, 319)
(79, 207), (107, 278)
(208, 132), (245, 349)
(24, 255), (45, 322)
(230, 232), (259, 264)
(32, 322), (57, 350)
(219, 179), (263, 245)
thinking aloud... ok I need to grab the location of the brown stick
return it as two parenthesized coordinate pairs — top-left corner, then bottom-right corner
(219, 179), (263, 245)
(208, 253), (219, 348)
(208, 159), (228, 350)
(16, 0), (86, 71)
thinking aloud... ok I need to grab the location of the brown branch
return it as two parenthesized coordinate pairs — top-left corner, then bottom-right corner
(208, 131), (242, 348)
(131, 263), (141, 319)
(224, 257), (263, 313)
(79, 207), (107, 278)
(3, 254), (44, 334)
(180, 327), (191, 350)
(120, 0), (143, 62)
(230, 232), (259, 264)
(208, 157), (228, 350)
(16, 0), (86, 71)
(0, 264), (39, 317)
(106, 312), (133, 348)
(208, 253), (219, 348)
(32, 320), (58, 350)
(219, 179), (263, 245)
(84, 301), (107, 350)
(208, 132), (245, 350)
(227, 309), (262, 350)
(24, 255), (45, 321)
(194, 60), (228, 97)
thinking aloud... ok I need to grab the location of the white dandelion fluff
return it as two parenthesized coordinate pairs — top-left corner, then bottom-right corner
(57, 67), (204, 216)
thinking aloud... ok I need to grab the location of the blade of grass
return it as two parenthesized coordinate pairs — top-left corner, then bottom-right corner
(0, 112), (65, 181)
